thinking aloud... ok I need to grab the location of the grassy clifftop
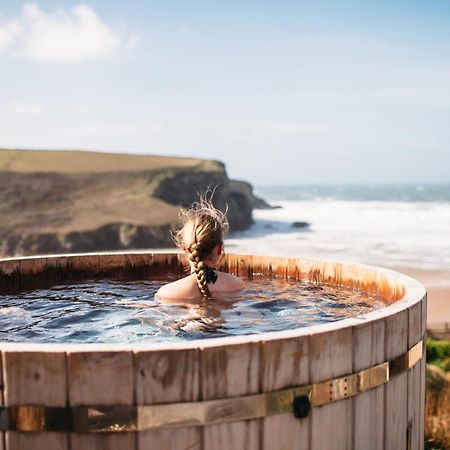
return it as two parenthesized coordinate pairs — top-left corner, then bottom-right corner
(0, 149), (259, 256)
(0, 148), (223, 173)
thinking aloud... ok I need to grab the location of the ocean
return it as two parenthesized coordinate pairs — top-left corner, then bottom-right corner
(226, 184), (450, 271)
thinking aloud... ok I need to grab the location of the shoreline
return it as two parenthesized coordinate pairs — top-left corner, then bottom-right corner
(389, 265), (450, 334)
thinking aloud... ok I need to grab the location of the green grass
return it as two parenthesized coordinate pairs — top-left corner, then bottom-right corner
(427, 339), (450, 372)
(426, 442), (445, 450)
(0, 148), (223, 173)
(426, 443), (445, 450)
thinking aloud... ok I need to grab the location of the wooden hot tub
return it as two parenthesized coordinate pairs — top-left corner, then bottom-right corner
(0, 252), (426, 450)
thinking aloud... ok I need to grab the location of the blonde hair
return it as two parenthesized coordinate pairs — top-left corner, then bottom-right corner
(172, 196), (229, 299)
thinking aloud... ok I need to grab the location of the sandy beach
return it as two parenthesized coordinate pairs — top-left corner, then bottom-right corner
(391, 266), (450, 334)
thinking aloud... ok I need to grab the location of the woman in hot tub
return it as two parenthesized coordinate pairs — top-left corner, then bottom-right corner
(155, 196), (244, 304)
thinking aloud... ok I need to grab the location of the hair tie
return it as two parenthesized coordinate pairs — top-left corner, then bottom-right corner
(204, 265), (218, 284)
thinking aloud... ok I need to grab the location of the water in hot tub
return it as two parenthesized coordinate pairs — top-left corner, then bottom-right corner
(0, 278), (387, 343)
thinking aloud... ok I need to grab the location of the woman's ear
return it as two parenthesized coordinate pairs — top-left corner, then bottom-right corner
(216, 241), (225, 265)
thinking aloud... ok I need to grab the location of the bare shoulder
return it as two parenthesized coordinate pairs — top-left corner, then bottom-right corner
(215, 271), (245, 292)
(155, 275), (202, 304)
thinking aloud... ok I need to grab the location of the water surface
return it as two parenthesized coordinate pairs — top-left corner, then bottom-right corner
(0, 278), (386, 343)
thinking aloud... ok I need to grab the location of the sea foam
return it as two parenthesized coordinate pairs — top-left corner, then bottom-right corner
(227, 188), (450, 271)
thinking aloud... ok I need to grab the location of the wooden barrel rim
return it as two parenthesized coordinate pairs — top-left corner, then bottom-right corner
(0, 251), (426, 352)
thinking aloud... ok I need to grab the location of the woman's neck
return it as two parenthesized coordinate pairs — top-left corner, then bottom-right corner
(189, 258), (218, 273)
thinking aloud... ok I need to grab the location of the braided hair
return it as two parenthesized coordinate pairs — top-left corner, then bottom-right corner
(172, 196), (229, 300)
(188, 241), (211, 299)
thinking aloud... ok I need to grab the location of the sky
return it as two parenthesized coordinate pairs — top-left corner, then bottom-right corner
(0, 1), (449, 185)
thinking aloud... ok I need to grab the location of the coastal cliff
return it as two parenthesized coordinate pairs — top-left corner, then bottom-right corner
(0, 149), (267, 257)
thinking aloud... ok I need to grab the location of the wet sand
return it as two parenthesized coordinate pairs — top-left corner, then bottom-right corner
(390, 266), (450, 333)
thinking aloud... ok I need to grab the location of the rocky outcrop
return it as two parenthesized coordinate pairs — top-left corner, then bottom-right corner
(3, 223), (173, 256)
(153, 171), (262, 231)
(0, 149), (266, 256)
(291, 221), (311, 230)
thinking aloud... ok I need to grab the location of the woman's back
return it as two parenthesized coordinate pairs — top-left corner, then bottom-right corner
(156, 271), (244, 304)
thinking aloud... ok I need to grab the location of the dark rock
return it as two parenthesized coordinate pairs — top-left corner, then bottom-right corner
(154, 173), (262, 231)
(252, 197), (281, 209)
(3, 224), (175, 256)
(153, 170), (227, 207)
(64, 223), (174, 252)
(291, 221), (310, 229)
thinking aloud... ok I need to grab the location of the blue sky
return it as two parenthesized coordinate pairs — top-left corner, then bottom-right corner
(0, 1), (449, 184)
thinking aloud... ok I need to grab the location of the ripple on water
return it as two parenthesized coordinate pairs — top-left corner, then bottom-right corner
(0, 278), (387, 343)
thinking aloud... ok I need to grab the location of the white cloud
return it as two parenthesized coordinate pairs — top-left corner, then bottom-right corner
(10, 100), (44, 115)
(0, 3), (138, 63)
(0, 21), (21, 50)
